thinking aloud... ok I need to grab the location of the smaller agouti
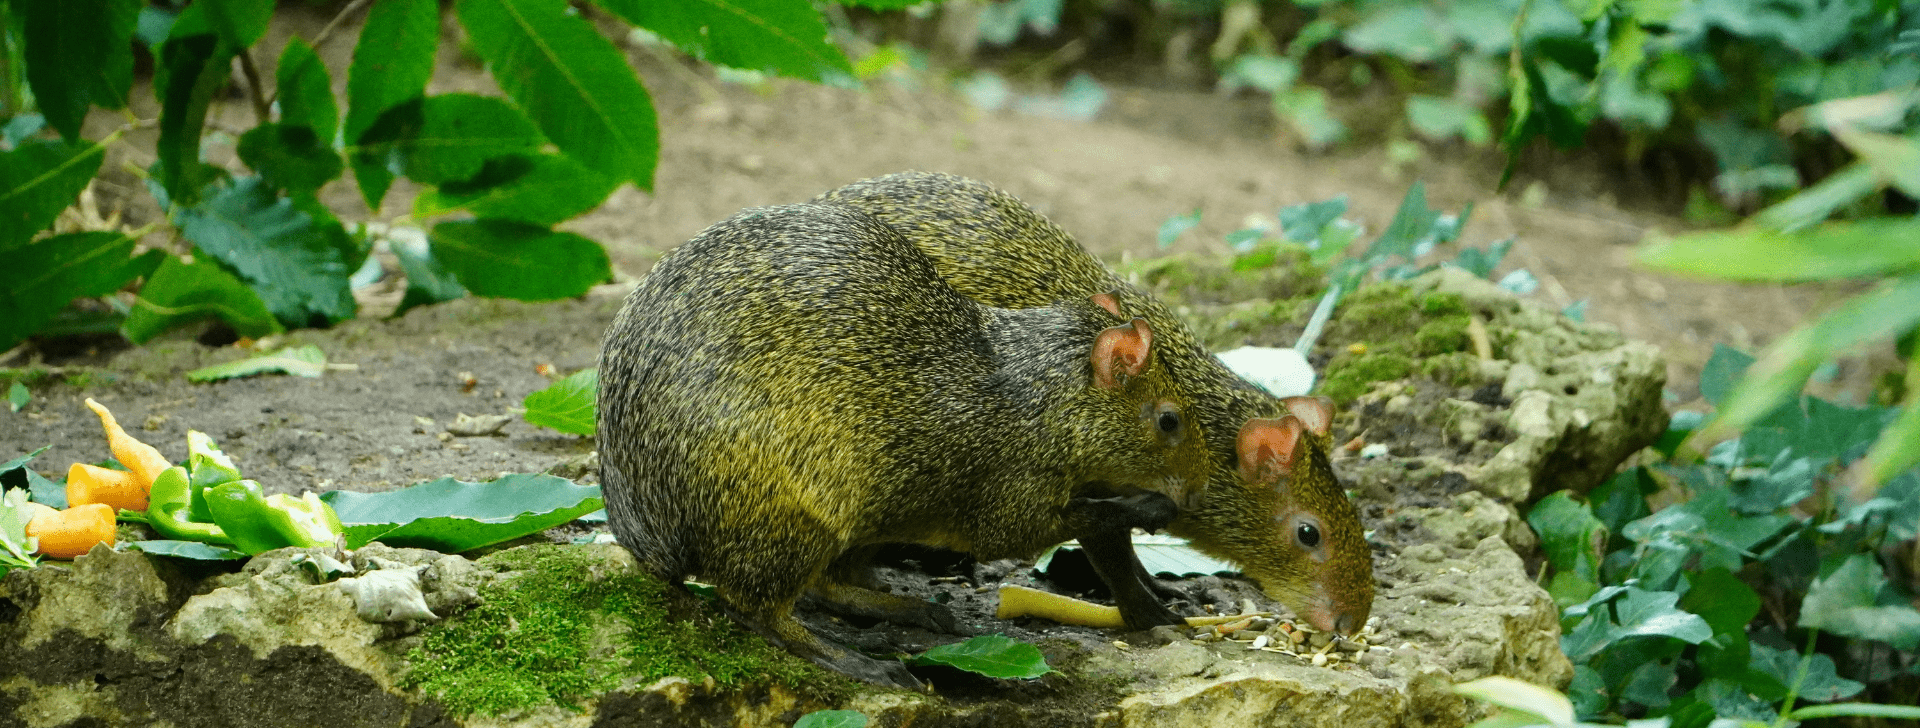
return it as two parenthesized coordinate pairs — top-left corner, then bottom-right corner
(816, 172), (1375, 635)
(597, 203), (1214, 687)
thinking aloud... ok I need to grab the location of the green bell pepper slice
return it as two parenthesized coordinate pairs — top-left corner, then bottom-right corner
(186, 430), (243, 522)
(206, 481), (345, 554)
(147, 466), (233, 545)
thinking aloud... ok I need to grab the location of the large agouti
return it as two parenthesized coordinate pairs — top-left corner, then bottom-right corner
(816, 172), (1375, 635)
(597, 203), (1216, 688)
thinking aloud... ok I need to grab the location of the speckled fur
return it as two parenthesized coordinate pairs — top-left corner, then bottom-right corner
(816, 172), (1375, 633)
(596, 203), (1211, 683)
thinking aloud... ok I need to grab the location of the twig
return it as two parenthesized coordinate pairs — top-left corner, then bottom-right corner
(236, 50), (271, 124)
(1466, 315), (1494, 361)
(311, 0), (374, 52)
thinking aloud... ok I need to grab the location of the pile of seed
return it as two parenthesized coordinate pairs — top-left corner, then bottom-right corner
(1180, 604), (1390, 668)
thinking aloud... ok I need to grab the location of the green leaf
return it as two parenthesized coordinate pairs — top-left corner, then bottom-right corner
(1219, 55), (1299, 94)
(1156, 209), (1201, 249)
(1752, 162), (1881, 233)
(1699, 274), (1920, 445)
(1452, 677), (1576, 726)
(154, 33), (232, 208)
(1527, 491), (1605, 584)
(0, 139), (108, 249)
(319, 473), (603, 552)
(592, 0), (851, 81)
(345, 0), (439, 210)
(458, 0), (659, 189)
(20, 0), (140, 141)
(123, 539), (249, 561)
(387, 94), (545, 185)
(0, 448), (67, 510)
(1677, 568), (1759, 637)
(275, 38), (339, 145)
(186, 345), (328, 382)
(1799, 553), (1920, 649)
(1789, 703), (1920, 721)
(1364, 182), (1437, 262)
(0, 231), (158, 351)
(523, 368), (597, 435)
(1698, 344), (1754, 407)
(237, 123), (345, 194)
(1278, 196), (1348, 243)
(7, 383), (27, 413)
(908, 634), (1052, 679)
(1406, 95), (1492, 146)
(428, 219), (611, 301)
(793, 710), (869, 728)
(180, 0), (273, 50)
(176, 177), (358, 327)
(1640, 218), (1920, 282)
(123, 253), (282, 343)
(1833, 129), (1920, 199)
(0, 489), (43, 575)
(389, 232), (468, 318)
(1272, 86), (1345, 150)
(414, 154), (620, 226)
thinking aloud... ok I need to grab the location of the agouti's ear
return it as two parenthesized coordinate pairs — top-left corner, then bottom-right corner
(1280, 396), (1334, 436)
(1237, 416), (1306, 484)
(1092, 318), (1154, 389)
(1089, 291), (1124, 319)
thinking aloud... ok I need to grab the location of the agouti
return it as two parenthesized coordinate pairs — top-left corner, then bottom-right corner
(816, 172), (1375, 635)
(597, 203), (1216, 688)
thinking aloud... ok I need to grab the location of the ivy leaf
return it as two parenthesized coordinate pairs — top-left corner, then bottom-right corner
(457, 0), (659, 188)
(1528, 491), (1606, 584)
(1611, 588), (1712, 644)
(237, 123), (345, 194)
(1799, 553), (1920, 649)
(345, 0), (439, 210)
(0, 231), (160, 352)
(123, 253), (282, 343)
(414, 154), (620, 226)
(1748, 644), (1863, 704)
(123, 539), (249, 561)
(792, 710), (868, 728)
(908, 634), (1052, 679)
(592, 0), (852, 81)
(428, 219), (611, 301)
(319, 473), (603, 552)
(1678, 568), (1760, 637)
(176, 177), (358, 327)
(1156, 209), (1201, 249)
(523, 368), (597, 436)
(1277, 196), (1348, 244)
(0, 139), (107, 249)
(1698, 344), (1754, 407)
(276, 38), (338, 145)
(186, 345), (328, 382)
(20, 0), (140, 141)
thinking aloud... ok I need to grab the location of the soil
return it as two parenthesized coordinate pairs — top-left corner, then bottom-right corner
(0, 1), (1879, 701)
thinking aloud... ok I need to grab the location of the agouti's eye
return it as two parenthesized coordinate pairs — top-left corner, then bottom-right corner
(1157, 411), (1181, 433)
(1296, 523), (1321, 549)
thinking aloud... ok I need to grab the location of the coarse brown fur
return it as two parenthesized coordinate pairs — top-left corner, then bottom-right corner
(816, 172), (1375, 635)
(597, 203), (1211, 687)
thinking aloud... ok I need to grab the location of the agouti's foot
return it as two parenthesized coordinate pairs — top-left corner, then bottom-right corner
(1116, 594), (1187, 631)
(822, 653), (926, 691)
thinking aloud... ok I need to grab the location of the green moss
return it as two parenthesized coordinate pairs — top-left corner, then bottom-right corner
(1417, 291), (1467, 316)
(1419, 352), (1482, 388)
(402, 545), (847, 717)
(1319, 352), (1413, 403)
(1413, 315), (1471, 356)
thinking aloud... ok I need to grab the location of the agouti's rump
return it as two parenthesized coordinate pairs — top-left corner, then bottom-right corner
(596, 203), (1210, 688)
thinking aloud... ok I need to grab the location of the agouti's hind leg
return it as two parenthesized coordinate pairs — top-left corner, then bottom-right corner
(811, 580), (970, 635)
(721, 597), (925, 690)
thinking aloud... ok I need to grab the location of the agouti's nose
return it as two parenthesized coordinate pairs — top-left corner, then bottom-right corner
(1334, 612), (1356, 635)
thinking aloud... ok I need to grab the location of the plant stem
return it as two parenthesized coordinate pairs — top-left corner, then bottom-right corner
(236, 50), (271, 125)
(267, 0), (372, 110)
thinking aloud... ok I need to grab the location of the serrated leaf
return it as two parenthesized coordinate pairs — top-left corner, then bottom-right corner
(523, 368), (597, 435)
(183, 0), (273, 50)
(123, 253), (282, 343)
(154, 33), (232, 208)
(0, 231), (159, 352)
(390, 231), (468, 318)
(458, 0), (659, 189)
(176, 177), (358, 327)
(237, 123), (345, 194)
(345, 0), (439, 210)
(319, 473), (603, 552)
(20, 0), (140, 141)
(388, 95), (546, 186)
(428, 219), (611, 301)
(1640, 218), (1920, 282)
(909, 634), (1051, 679)
(124, 539), (249, 560)
(415, 154), (620, 225)
(1156, 209), (1201, 249)
(593, 0), (851, 81)
(276, 38), (338, 145)
(793, 710), (869, 728)
(0, 139), (108, 249)
(1799, 553), (1920, 649)
(186, 345), (328, 382)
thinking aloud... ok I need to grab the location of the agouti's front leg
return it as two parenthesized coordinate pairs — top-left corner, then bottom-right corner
(1066, 492), (1188, 630)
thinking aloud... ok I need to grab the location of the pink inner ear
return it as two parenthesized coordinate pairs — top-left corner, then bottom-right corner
(1092, 323), (1137, 388)
(1281, 396), (1334, 436)
(1238, 416), (1305, 483)
(1090, 291), (1123, 319)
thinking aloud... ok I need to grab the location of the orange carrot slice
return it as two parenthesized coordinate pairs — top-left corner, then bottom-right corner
(82, 398), (170, 488)
(25, 503), (116, 558)
(66, 463), (148, 511)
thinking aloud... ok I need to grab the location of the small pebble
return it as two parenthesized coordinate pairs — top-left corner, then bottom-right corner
(1312, 652), (1328, 667)
(1333, 637), (1364, 653)
(1309, 631), (1334, 649)
(1290, 631), (1308, 646)
(1112, 641), (1130, 651)
(1250, 635), (1270, 650)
